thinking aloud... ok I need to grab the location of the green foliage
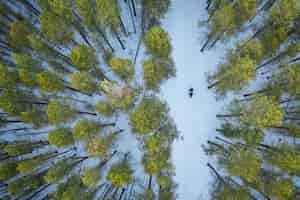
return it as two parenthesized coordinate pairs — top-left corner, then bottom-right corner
(254, 175), (294, 200)
(234, 0), (257, 27)
(72, 119), (100, 140)
(70, 45), (98, 70)
(157, 175), (172, 188)
(52, 181), (68, 200)
(226, 149), (261, 182)
(95, 101), (114, 117)
(267, 145), (300, 173)
(101, 81), (137, 110)
(107, 160), (133, 187)
(211, 5), (235, 37)
(70, 71), (97, 94)
(211, 181), (251, 200)
(260, 0), (299, 56)
(13, 53), (41, 70)
(145, 135), (166, 155)
(76, 0), (95, 28)
(142, 0), (170, 24)
(0, 64), (18, 87)
(28, 34), (55, 57)
(238, 39), (265, 63)
(60, 176), (93, 200)
(46, 100), (75, 124)
(282, 64), (300, 95)
(48, 128), (74, 147)
(95, 0), (120, 31)
(4, 142), (34, 156)
(143, 59), (175, 91)
(44, 160), (69, 184)
(81, 167), (101, 187)
(48, 0), (74, 23)
(240, 96), (283, 129)
(18, 69), (37, 88)
(9, 20), (31, 49)
(37, 72), (64, 92)
(137, 189), (155, 200)
(40, 10), (73, 45)
(109, 58), (134, 81)
(0, 90), (29, 116)
(20, 109), (45, 128)
(208, 55), (256, 96)
(130, 96), (166, 134)
(8, 175), (43, 196)
(218, 123), (264, 144)
(143, 151), (170, 175)
(0, 163), (18, 181)
(17, 156), (43, 174)
(87, 134), (115, 157)
(145, 27), (171, 58)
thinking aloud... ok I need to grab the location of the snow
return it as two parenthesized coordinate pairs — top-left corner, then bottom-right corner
(160, 0), (228, 199)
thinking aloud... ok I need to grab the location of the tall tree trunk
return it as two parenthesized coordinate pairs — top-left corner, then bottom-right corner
(127, 183), (134, 200)
(99, 151), (117, 168)
(148, 175), (152, 190)
(18, 100), (49, 105)
(284, 117), (300, 121)
(289, 56), (300, 64)
(131, 0), (137, 16)
(0, 119), (23, 123)
(74, 23), (94, 48)
(119, 16), (128, 37)
(206, 0), (212, 10)
(134, 35), (143, 65)
(128, 0), (136, 34)
(200, 36), (211, 52)
(23, 184), (50, 200)
(77, 111), (97, 116)
(256, 52), (285, 71)
(207, 140), (229, 154)
(118, 188), (126, 200)
(207, 163), (226, 184)
(111, 188), (120, 199)
(16, 131), (48, 137)
(208, 36), (220, 50)
(261, 0), (277, 11)
(65, 85), (93, 97)
(115, 32), (126, 50)
(0, 127), (31, 134)
(17, 0), (40, 15)
(103, 185), (114, 199)
(96, 26), (114, 52)
(100, 123), (116, 127)
(243, 88), (269, 97)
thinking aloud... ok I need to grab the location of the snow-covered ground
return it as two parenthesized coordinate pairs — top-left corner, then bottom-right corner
(160, 0), (228, 199)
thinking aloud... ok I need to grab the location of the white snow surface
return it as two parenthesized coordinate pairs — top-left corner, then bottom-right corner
(159, 0), (228, 199)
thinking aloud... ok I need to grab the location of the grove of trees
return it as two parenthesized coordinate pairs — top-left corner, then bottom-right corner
(0, 0), (178, 200)
(203, 0), (300, 199)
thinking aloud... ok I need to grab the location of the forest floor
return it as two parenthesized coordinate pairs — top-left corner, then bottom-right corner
(160, 0), (228, 199)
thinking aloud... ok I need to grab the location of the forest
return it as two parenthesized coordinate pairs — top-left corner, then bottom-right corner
(0, 0), (178, 199)
(203, 0), (300, 199)
(0, 0), (299, 200)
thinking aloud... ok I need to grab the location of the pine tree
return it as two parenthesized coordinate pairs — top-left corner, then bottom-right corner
(144, 27), (171, 58)
(107, 160), (133, 187)
(48, 128), (74, 147)
(130, 96), (167, 134)
(70, 45), (98, 70)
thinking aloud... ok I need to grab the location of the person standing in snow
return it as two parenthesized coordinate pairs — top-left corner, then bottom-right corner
(189, 88), (194, 98)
